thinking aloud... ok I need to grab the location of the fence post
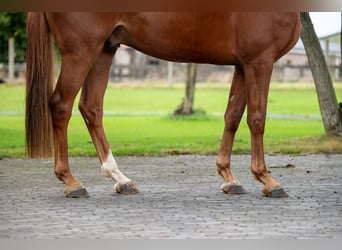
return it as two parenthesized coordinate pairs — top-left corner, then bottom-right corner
(8, 37), (15, 82)
(167, 62), (173, 87)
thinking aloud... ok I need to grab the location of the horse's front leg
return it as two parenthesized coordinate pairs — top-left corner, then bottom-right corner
(217, 66), (247, 195)
(244, 62), (288, 198)
(79, 47), (138, 195)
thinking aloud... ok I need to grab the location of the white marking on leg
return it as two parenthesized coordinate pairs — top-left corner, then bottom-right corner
(101, 151), (131, 186)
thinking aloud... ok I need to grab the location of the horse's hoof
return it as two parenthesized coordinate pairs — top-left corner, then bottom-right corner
(263, 186), (288, 198)
(221, 181), (247, 195)
(115, 182), (139, 194)
(65, 186), (90, 198)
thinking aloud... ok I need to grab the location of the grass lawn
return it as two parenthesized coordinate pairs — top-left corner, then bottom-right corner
(0, 82), (341, 157)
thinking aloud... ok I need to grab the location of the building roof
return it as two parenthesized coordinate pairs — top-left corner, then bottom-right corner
(289, 31), (340, 56)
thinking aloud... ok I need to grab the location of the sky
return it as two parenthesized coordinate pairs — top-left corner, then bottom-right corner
(309, 12), (341, 37)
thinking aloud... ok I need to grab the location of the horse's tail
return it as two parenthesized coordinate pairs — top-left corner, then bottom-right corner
(25, 12), (54, 158)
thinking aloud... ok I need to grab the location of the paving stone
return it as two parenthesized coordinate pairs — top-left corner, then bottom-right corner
(0, 154), (341, 238)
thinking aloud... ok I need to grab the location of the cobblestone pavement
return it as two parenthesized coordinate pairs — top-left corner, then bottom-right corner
(0, 154), (341, 239)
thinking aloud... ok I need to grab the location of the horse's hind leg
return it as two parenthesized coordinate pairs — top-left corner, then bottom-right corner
(79, 46), (138, 195)
(244, 61), (288, 198)
(50, 60), (94, 197)
(217, 66), (247, 194)
(49, 44), (105, 198)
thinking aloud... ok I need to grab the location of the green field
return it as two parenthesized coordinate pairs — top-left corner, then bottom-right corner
(0, 82), (341, 157)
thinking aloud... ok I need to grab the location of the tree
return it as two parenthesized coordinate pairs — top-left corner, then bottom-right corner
(0, 12), (27, 63)
(174, 63), (198, 115)
(300, 12), (342, 136)
(340, 12), (342, 78)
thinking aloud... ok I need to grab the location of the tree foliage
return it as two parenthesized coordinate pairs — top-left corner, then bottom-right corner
(0, 12), (27, 63)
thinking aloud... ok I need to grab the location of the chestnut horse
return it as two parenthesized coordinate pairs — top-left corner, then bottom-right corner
(26, 12), (300, 198)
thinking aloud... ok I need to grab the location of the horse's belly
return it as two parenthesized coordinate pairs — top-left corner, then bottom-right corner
(117, 13), (237, 65)
(132, 44), (237, 65)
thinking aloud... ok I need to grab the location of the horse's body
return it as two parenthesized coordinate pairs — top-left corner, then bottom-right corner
(26, 12), (301, 198)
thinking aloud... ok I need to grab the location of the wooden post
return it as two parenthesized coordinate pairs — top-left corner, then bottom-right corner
(167, 62), (173, 87)
(8, 37), (15, 82)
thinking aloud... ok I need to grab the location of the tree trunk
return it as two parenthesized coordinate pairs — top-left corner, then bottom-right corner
(300, 12), (342, 136)
(174, 63), (197, 115)
(340, 12), (342, 79)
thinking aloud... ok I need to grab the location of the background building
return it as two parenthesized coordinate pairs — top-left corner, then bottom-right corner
(109, 32), (341, 83)
(0, 32), (340, 84)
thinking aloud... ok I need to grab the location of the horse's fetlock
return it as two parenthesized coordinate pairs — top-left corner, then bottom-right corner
(216, 159), (230, 170)
(251, 169), (267, 183)
(54, 170), (67, 182)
